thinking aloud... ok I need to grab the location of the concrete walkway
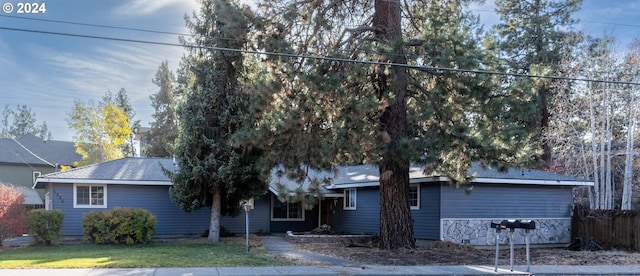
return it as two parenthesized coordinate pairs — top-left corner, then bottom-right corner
(4, 235), (640, 275)
(261, 235), (357, 266)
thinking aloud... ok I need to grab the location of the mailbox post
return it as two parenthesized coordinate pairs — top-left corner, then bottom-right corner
(520, 220), (536, 272)
(243, 202), (252, 254)
(491, 219), (536, 273)
(490, 221), (505, 271)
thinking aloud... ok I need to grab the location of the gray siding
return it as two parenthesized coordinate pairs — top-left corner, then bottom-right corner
(107, 185), (211, 235)
(332, 185), (441, 239)
(440, 184), (573, 219)
(51, 183), (272, 236)
(50, 184), (82, 235)
(332, 187), (380, 235)
(411, 184), (440, 240)
(220, 194), (271, 234)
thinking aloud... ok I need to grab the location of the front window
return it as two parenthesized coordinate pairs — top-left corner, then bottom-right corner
(74, 184), (107, 208)
(32, 171), (41, 183)
(271, 195), (304, 221)
(344, 188), (356, 210)
(409, 184), (420, 210)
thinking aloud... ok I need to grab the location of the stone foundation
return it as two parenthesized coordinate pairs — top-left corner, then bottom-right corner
(441, 218), (571, 246)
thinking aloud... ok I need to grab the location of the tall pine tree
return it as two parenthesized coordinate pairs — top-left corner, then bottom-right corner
(493, 0), (583, 168)
(249, 0), (538, 249)
(166, 0), (267, 243)
(145, 60), (179, 158)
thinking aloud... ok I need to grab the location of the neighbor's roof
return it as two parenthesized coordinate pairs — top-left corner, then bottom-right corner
(33, 157), (175, 188)
(16, 186), (43, 205)
(0, 134), (81, 167)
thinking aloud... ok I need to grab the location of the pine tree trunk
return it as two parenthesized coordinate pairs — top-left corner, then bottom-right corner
(374, 0), (415, 250)
(208, 188), (221, 243)
(379, 160), (415, 249)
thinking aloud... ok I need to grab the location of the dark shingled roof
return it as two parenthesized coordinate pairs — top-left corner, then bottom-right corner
(466, 162), (589, 182)
(34, 157), (592, 190)
(0, 134), (81, 166)
(35, 157), (174, 186)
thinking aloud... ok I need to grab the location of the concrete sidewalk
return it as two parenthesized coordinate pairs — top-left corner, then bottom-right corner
(2, 265), (640, 275)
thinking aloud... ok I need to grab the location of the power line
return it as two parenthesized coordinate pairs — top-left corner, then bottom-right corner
(1, 25), (640, 86)
(1, 13), (632, 76)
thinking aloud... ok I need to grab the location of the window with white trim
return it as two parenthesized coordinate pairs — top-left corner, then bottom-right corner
(271, 195), (304, 221)
(32, 171), (41, 183)
(73, 184), (107, 208)
(344, 188), (356, 210)
(409, 184), (420, 210)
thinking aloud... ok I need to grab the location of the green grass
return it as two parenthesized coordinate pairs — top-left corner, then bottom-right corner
(0, 241), (292, 268)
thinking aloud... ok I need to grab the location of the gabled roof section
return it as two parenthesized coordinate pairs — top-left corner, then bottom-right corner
(33, 157), (175, 188)
(0, 134), (81, 167)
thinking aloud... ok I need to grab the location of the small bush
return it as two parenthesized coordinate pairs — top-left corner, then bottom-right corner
(311, 224), (334, 235)
(0, 183), (26, 243)
(25, 209), (64, 245)
(82, 207), (156, 245)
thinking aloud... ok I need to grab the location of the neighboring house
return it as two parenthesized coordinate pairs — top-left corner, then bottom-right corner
(0, 134), (81, 206)
(33, 157), (592, 245)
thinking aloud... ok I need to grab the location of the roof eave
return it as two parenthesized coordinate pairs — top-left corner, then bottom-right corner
(325, 176), (593, 189)
(471, 177), (594, 186)
(34, 178), (172, 188)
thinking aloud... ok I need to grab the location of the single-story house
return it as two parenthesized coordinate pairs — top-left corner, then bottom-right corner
(33, 157), (592, 245)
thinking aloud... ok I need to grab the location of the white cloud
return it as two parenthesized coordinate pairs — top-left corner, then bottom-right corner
(114, 0), (197, 16)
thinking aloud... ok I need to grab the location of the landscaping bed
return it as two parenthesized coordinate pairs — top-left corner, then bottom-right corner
(291, 240), (640, 266)
(285, 230), (375, 244)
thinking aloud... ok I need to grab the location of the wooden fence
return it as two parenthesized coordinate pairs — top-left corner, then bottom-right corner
(571, 206), (640, 251)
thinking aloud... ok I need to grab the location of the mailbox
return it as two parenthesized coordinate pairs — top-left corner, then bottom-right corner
(519, 220), (536, 230)
(490, 221), (506, 229)
(491, 219), (536, 230)
(503, 219), (520, 229)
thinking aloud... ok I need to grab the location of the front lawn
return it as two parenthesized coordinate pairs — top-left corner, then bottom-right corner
(0, 239), (291, 268)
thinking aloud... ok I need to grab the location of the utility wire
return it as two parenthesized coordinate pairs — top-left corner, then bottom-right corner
(2, 14), (636, 75)
(1, 25), (640, 86)
(11, 138), (55, 167)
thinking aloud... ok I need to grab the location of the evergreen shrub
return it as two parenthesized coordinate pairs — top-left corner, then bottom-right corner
(25, 209), (64, 245)
(82, 207), (156, 245)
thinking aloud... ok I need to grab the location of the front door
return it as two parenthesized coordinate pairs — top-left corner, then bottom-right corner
(320, 198), (335, 226)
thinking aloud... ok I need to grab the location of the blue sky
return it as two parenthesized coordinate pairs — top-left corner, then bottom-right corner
(1, 0), (639, 141)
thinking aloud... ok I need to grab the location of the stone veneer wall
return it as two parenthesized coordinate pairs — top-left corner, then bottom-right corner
(440, 218), (571, 246)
